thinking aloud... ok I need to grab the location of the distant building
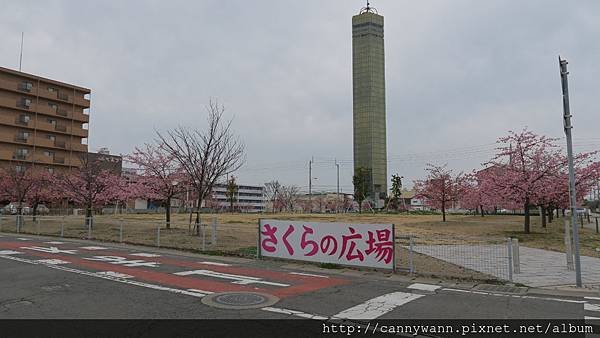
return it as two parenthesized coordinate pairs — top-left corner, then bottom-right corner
(0, 66), (90, 172)
(352, 4), (387, 207)
(207, 183), (265, 213)
(87, 148), (122, 175)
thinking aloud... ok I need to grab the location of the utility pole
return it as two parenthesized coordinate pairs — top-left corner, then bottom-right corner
(19, 32), (24, 71)
(335, 159), (340, 213)
(308, 157), (313, 213)
(559, 56), (582, 287)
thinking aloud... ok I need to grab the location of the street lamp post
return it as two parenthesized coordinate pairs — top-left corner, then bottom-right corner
(559, 56), (582, 287)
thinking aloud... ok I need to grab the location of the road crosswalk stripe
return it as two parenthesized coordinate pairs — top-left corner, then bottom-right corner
(333, 292), (424, 320)
(408, 283), (441, 292)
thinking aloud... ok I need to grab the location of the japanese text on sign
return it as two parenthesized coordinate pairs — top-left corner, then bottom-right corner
(258, 220), (394, 269)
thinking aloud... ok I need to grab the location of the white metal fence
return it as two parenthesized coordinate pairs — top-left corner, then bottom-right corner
(396, 235), (520, 282)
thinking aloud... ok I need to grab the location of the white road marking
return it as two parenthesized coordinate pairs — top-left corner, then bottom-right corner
(289, 272), (329, 278)
(0, 254), (207, 299)
(188, 288), (214, 295)
(585, 303), (600, 312)
(45, 241), (65, 245)
(333, 292), (424, 320)
(585, 297), (600, 301)
(262, 307), (328, 320)
(408, 283), (441, 292)
(199, 261), (231, 267)
(17, 238), (31, 241)
(442, 288), (588, 304)
(22, 246), (77, 255)
(586, 316), (600, 320)
(0, 250), (22, 255)
(174, 269), (290, 287)
(84, 256), (160, 268)
(131, 253), (161, 258)
(80, 246), (107, 250)
(96, 271), (134, 279)
(35, 259), (70, 265)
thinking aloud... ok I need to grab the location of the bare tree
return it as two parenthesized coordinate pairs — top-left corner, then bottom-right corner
(278, 185), (300, 212)
(264, 180), (281, 213)
(157, 101), (245, 227)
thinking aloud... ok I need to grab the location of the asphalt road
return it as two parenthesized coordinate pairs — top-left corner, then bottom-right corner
(1, 233), (599, 337)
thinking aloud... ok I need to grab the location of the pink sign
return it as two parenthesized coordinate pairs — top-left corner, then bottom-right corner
(258, 220), (395, 269)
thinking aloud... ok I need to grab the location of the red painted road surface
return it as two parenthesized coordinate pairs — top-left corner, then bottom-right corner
(0, 236), (350, 299)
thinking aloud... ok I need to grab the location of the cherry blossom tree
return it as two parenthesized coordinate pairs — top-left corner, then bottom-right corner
(480, 128), (598, 233)
(55, 154), (125, 227)
(0, 165), (37, 216)
(414, 164), (465, 222)
(126, 143), (188, 228)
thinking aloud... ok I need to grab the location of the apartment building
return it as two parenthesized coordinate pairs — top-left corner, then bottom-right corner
(209, 183), (265, 213)
(0, 66), (90, 172)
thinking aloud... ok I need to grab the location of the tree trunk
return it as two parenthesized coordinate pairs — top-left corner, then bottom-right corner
(86, 203), (93, 229)
(548, 208), (553, 223)
(541, 206), (547, 228)
(480, 205), (484, 217)
(195, 195), (202, 235)
(442, 200), (446, 222)
(32, 201), (38, 222)
(358, 200), (362, 214)
(523, 200), (530, 233)
(165, 197), (171, 229)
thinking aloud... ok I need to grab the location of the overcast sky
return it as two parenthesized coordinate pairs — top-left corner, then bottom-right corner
(2, 0), (599, 193)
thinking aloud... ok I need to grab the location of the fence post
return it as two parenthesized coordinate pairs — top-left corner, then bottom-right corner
(201, 222), (206, 251)
(16, 215), (20, 233)
(512, 238), (520, 274)
(596, 217), (599, 234)
(119, 219), (123, 243)
(60, 216), (65, 237)
(36, 218), (40, 235)
(87, 217), (92, 240)
(507, 238), (514, 282)
(409, 235), (415, 274)
(211, 217), (217, 246)
(156, 223), (161, 248)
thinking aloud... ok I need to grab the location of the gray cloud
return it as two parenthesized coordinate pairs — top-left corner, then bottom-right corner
(2, 0), (599, 193)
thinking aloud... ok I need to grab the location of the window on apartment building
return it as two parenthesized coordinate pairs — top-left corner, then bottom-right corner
(47, 118), (57, 126)
(46, 134), (56, 141)
(48, 102), (58, 111)
(15, 165), (25, 173)
(17, 131), (30, 140)
(47, 167), (54, 174)
(18, 114), (30, 124)
(43, 151), (55, 158)
(19, 81), (33, 92)
(48, 87), (57, 93)
(19, 97), (32, 108)
(15, 148), (29, 157)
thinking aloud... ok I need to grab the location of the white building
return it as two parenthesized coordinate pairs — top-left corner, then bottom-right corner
(208, 183), (265, 213)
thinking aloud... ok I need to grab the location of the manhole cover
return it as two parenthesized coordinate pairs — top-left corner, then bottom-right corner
(474, 284), (527, 294)
(201, 292), (279, 310)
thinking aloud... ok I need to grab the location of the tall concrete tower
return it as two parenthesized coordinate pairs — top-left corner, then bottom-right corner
(352, 2), (387, 206)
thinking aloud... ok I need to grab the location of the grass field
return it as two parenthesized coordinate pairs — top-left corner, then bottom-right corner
(2, 212), (599, 282)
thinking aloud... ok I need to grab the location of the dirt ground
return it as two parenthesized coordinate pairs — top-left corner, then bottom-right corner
(2, 212), (598, 282)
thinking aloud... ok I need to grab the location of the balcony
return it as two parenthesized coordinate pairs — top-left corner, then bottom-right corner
(16, 99), (31, 110)
(56, 108), (68, 117)
(58, 92), (69, 102)
(55, 124), (67, 132)
(54, 140), (66, 149)
(14, 117), (30, 126)
(53, 157), (65, 164)
(14, 136), (29, 144)
(74, 96), (91, 108)
(12, 153), (28, 160)
(71, 142), (87, 152)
